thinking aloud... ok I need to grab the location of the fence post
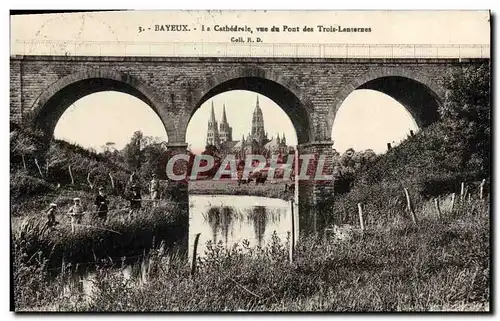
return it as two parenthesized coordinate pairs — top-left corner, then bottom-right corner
(289, 199), (295, 263)
(479, 179), (486, 200)
(434, 198), (442, 220)
(357, 203), (365, 231)
(450, 193), (456, 213)
(460, 182), (465, 202)
(87, 172), (94, 190)
(191, 233), (201, 277)
(109, 173), (115, 191)
(34, 158), (43, 178)
(403, 188), (417, 224)
(68, 165), (74, 185)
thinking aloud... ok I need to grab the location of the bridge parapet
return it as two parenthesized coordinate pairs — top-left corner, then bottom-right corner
(11, 39), (490, 59)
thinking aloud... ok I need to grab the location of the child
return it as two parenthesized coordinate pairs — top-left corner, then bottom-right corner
(68, 198), (84, 233)
(46, 203), (59, 228)
(128, 185), (142, 220)
(94, 187), (109, 223)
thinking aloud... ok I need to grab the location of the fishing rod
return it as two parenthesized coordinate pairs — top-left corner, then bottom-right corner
(71, 223), (122, 235)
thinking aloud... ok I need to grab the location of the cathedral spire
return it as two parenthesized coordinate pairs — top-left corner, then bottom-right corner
(206, 100), (220, 147)
(209, 100), (217, 124)
(221, 103), (228, 124)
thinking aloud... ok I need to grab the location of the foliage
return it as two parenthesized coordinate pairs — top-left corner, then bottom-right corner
(439, 63), (491, 174)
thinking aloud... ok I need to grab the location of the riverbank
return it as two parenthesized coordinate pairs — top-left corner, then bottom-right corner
(188, 179), (292, 200)
(14, 197), (489, 311)
(12, 199), (188, 272)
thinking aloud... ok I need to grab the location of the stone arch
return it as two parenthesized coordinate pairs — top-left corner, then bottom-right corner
(179, 66), (315, 144)
(28, 68), (174, 139)
(328, 67), (447, 132)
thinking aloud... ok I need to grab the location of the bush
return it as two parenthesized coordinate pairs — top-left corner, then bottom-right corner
(10, 170), (54, 201)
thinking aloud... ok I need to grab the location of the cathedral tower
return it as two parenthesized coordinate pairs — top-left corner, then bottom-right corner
(206, 101), (220, 148)
(219, 104), (233, 143)
(250, 96), (267, 145)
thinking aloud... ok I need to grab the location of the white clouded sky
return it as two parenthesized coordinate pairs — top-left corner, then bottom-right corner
(332, 89), (418, 153)
(54, 89), (418, 154)
(54, 92), (168, 151)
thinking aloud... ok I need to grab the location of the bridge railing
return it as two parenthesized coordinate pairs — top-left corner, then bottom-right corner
(10, 39), (490, 59)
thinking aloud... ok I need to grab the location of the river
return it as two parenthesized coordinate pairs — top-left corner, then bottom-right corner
(189, 195), (297, 257)
(61, 194), (298, 302)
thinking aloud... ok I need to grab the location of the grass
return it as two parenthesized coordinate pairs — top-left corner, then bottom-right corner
(13, 196), (489, 312)
(12, 197), (189, 272)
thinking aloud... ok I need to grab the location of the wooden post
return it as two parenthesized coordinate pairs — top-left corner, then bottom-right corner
(357, 203), (365, 231)
(21, 154), (26, 170)
(109, 173), (115, 190)
(460, 182), (465, 202)
(479, 179), (486, 200)
(34, 158), (43, 178)
(191, 233), (201, 276)
(403, 188), (417, 224)
(289, 199), (295, 262)
(450, 193), (456, 213)
(68, 165), (74, 185)
(87, 172), (94, 190)
(434, 198), (442, 220)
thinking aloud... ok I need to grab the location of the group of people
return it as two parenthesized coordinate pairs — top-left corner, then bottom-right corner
(45, 174), (161, 233)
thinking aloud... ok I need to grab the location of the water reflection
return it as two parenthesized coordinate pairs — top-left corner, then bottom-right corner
(189, 195), (293, 256)
(206, 206), (234, 246)
(248, 206), (267, 248)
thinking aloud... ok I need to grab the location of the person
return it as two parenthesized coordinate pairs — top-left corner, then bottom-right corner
(67, 198), (85, 233)
(150, 174), (160, 207)
(46, 203), (59, 229)
(94, 187), (109, 223)
(129, 184), (142, 220)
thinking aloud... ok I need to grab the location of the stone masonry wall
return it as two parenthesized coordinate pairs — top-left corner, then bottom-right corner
(10, 56), (484, 142)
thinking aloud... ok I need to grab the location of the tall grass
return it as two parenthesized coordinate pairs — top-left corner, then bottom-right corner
(13, 198), (489, 312)
(12, 200), (189, 272)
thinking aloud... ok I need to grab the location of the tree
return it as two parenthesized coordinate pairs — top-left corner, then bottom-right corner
(44, 142), (67, 177)
(440, 63), (490, 174)
(11, 131), (37, 170)
(362, 149), (377, 164)
(123, 131), (144, 170)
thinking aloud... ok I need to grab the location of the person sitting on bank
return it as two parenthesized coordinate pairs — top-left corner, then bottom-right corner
(46, 203), (59, 229)
(94, 186), (109, 223)
(67, 198), (84, 233)
(150, 174), (160, 207)
(129, 184), (142, 220)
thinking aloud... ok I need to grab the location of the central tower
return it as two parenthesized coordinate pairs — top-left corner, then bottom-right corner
(250, 96), (267, 145)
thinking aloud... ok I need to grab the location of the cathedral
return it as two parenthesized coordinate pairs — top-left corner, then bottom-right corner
(205, 96), (293, 159)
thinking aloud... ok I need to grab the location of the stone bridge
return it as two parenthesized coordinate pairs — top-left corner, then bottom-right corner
(9, 54), (488, 235)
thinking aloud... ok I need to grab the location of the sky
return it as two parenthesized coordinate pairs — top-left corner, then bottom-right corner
(54, 89), (418, 154)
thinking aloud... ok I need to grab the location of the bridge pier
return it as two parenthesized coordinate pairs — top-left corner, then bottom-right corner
(297, 141), (335, 237)
(164, 143), (190, 257)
